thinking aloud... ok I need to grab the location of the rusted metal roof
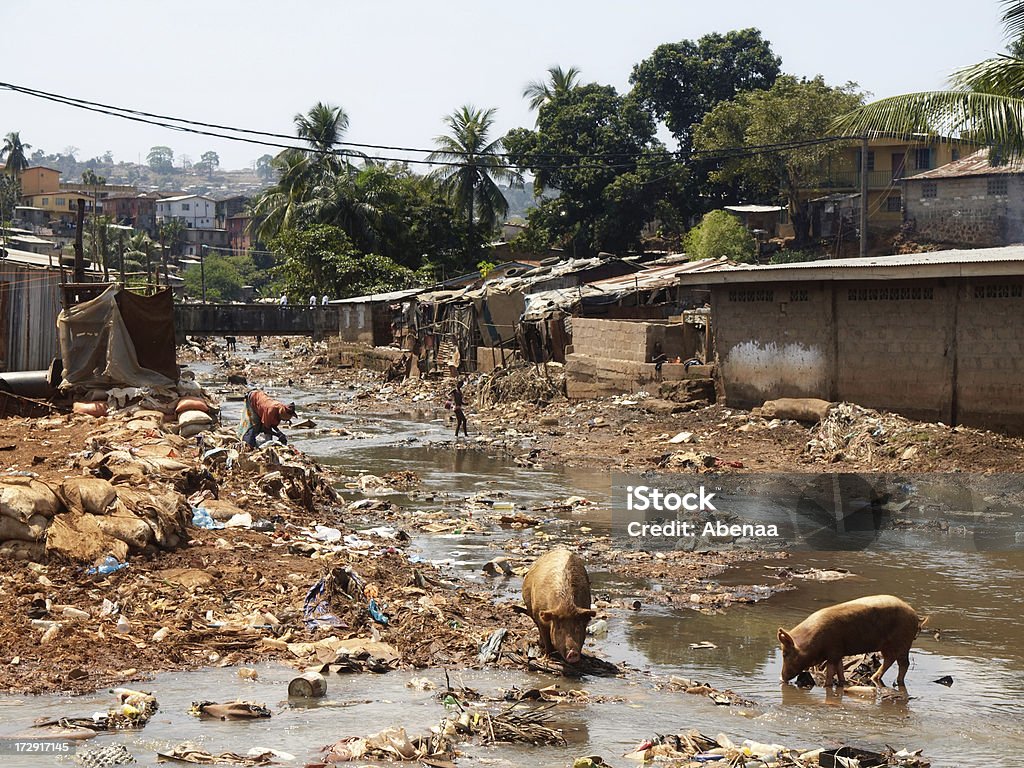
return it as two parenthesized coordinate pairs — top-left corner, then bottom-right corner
(906, 148), (1024, 180)
(672, 245), (1024, 285)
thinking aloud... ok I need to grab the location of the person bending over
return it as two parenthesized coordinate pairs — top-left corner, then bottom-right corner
(239, 389), (296, 447)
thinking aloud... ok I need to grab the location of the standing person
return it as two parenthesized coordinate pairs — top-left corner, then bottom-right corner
(279, 293), (288, 309)
(450, 379), (468, 438)
(309, 294), (317, 307)
(321, 294), (329, 307)
(238, 389), (297, 448)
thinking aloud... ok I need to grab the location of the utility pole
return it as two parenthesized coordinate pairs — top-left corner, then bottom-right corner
(118, 229), (126, 286)
(73, 199), (86, 282)
(201, 244), (207, 302)
(859, 135), (869, 258)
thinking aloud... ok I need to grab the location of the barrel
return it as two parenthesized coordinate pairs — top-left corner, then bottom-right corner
(288, 671), (327, 698)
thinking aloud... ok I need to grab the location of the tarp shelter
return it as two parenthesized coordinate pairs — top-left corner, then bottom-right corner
(58, 285), (178, 390)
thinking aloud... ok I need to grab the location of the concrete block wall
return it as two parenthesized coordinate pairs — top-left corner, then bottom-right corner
(572, 317), (689, 363)
(712, 282), (833, 407)
(835, 280), (953, 423)
(338, 304), (374, 344)
(565, 353), (704, 398)
(905, 176), (1024, 247)
(476, 346), (521, 373)
(956, 278), (1024, 432)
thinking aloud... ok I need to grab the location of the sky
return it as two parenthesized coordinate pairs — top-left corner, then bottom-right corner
(1, 1), (1010, 171)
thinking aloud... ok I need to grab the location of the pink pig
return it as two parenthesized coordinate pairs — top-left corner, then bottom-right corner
(778, 594), (926, 686)
(522, 549), (596, 665)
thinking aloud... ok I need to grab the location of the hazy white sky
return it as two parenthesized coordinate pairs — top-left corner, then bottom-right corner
(2, 1), (1009, 170)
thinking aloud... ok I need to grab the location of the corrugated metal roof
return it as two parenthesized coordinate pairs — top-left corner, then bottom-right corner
(724, 204), (785, 214)
(672, 245), (1024, 285)
(332, 287), (424, 304)
(587, 257), (732, 291)
(907, 148), (1024, 180)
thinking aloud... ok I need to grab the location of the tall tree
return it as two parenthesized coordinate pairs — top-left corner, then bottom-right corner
(255, 154), (275, 181)
(834, 1), (1024, 153)
(147, 146), (174, 173)
(694, 75), (864, 245)
(505, 83), (686, 256)
(2, 132), (32, 175)
(427, 106), (518, 248)
(630, 28), (781, 151)
(523, 65), (582, 112)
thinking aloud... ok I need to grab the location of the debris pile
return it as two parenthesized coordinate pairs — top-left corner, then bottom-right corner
(806, 403), (938, 464)
(476, 363), (566, 407)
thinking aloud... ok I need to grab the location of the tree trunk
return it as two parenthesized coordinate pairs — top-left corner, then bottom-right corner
(99, 224), (109, 281)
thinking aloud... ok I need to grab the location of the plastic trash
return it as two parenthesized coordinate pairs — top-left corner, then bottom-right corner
(478, 628), (508, 664)
(368, 598), (389, 625)
(191, 506), (224, 530)
(303, 578), (343, 629)
(86, 556), (127, 575)
(311, 525), (342, 543)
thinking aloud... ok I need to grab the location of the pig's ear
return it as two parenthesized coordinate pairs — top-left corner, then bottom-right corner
(576, 608), (597, 619)
(777, 628), (794, 648)
(539, 610), (556, 623)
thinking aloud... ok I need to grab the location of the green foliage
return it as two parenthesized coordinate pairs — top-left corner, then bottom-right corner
(0, 174), (21, 226)
(684, 210), (756, 262)
(630, 29), (781, 150)
(2, 132), (32, 174)
(523, 66), (582, 112)
(477, 259), (497, 278)
(183, 254), (244, 301)
(768, 248), (822, 264)
(694, 75), (864, 244)
(428, 105), (519, 238)
(270, 224), (416, 300)
(147, 146), (174, 173)
(504, 83), (687, 256)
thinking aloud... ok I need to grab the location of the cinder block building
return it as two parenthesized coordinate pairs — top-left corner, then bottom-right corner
(674, 246), (1024, 434)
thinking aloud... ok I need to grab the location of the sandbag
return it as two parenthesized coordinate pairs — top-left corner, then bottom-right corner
(178, 410), (213, 426)
(0, 513), (49, 541)
(73, 401), (108, 417)
(46, 513), (129, 563)
(175, 398), (210, 415)
(179, 422), (211, 438)
(95, 512), (154, 551)
(115, 487), (188, 548)
(760, 398), (835, 424)
(0, 540), (46, 561)
(125, 418), (162, 432)
(132, 409), (167, 422)
(201, 498), (247, 522)
(61, 477), (118, 516)
(0, 478), (62, 521)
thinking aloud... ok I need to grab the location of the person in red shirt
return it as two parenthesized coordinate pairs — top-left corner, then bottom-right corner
(238, 390), (297, 447)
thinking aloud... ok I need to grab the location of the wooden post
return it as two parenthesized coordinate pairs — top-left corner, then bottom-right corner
(118, 229), (126, 286)
(73, 199), (86, 282)
(859, 136), (869, 258)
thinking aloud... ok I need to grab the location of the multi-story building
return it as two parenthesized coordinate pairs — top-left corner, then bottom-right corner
(155, 194), (216, 228)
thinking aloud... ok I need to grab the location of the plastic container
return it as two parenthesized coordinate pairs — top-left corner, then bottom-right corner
(288, 671), (327, 698)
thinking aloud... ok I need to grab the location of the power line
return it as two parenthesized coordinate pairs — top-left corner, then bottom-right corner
(0, 80), (868, 173)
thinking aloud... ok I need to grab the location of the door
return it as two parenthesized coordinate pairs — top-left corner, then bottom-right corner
(891, 152), (906, 180)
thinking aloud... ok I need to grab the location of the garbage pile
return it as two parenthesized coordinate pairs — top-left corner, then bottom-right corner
(806, 403), (933, 464)
(620, 729), (930, 767)
(476, 363), (566, 407)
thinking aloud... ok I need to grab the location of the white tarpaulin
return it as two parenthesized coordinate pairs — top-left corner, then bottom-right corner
(58, 285), (176, 390)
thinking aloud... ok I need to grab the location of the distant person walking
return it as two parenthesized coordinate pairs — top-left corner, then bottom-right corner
(450, 380), (468, 438)
(238, 389), (297, 448)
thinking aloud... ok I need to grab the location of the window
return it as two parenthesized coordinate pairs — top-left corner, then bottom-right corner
(855, 149), (875, 171)
(974, 284), (1023, 299)
(915, 147), (932, 170)
(181, 203), (190, 211)
(847, 286), (934, 301)
(921, 181), (937, 199)
(987, 177), (1008, 196)
(56, 197), (65, 206)
(886, 195), (902, 213)
(728, 289), (774, 302)
(789, 289), (809, 302)
(41, 198), (48, 206)
(951, 148), (961, 162)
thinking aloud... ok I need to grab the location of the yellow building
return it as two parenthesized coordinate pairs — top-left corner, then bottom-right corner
(22, 191), (100, 226)
(808, 136), (979, 232)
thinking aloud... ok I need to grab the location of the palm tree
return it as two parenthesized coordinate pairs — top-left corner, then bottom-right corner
(834, 1), (1024, 152)
(427, 106), (519, 248)
(2, 132), (32, 175)
(523, 66), (581, 111)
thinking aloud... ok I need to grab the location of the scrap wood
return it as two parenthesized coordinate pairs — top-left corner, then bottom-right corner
(479, 703), (567, 746)
(504, 650), (621, 677)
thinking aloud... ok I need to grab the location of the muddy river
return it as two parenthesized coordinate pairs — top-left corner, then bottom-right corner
(1, 374), (1022, 767)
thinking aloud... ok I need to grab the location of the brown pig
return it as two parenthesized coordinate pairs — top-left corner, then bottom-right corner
(522, 548), (596, 665)
(778, 594), (926, 687)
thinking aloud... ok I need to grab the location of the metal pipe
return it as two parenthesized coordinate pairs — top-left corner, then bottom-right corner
(0, 369), (55, 398)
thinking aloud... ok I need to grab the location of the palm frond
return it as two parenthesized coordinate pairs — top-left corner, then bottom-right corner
(1003, 0), (1024, 41)
(952, 54), (1024, 96)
